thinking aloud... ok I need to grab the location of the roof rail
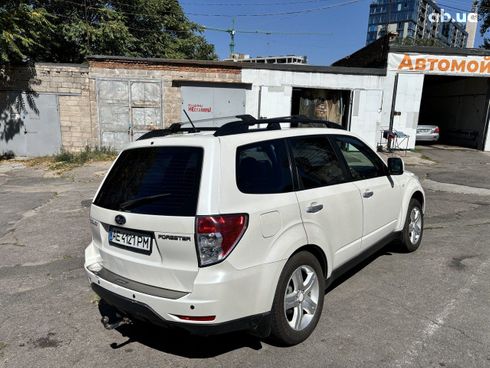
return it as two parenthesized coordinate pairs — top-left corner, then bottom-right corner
(137, 115), (261, 141)
(137, 115), (344, 140)
(136, 124), (216, 141)
(213, 115), (344, 137)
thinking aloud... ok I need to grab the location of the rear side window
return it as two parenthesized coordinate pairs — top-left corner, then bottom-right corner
(236, 139), (293, 194)
(94, 147), (203, 216)
(289, 135), (347, 190)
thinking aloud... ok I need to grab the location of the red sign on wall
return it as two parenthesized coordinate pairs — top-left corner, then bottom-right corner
(188, 104), (212, 113)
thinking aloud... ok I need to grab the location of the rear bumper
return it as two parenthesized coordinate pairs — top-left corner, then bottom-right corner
(85, 242), (285, 332)
(92, 283), (271, 336)
(416, 133), (439, 142)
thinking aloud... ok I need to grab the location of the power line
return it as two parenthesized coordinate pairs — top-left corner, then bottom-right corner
(51, 0), (341, 54)
(438, 0), (479, 6)
(59, 0), (363, 18)
(203, 27), (333, 36)
(51, 13), (193, 35)
(58, 0), (182, 17)
(186, 0), (363, 17)
(203, 21), (333, 55)
(51, 12), (334, 38)
(438, 2), (483, 12)
(428, 0), (486, 13)
(181, 0), (342, 6)
(51, 1), (340, 36)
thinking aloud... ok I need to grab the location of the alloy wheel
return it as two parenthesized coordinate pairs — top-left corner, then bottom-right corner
(283, 265), (320, 331)
(408, 207), (422, 245)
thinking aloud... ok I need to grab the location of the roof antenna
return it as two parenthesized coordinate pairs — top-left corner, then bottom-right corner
(183, 109), (197, 131)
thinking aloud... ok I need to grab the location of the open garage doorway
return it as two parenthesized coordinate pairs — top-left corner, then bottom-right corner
(291, 88), (351, 129)
(418, 75), (490, 150)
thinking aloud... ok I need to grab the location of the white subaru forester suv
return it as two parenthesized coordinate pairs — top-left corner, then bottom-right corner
(85, 116), (425, 346)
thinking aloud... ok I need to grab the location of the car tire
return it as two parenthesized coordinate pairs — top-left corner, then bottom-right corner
(269, 251), (325, 346)
(400, 198), (424, 252)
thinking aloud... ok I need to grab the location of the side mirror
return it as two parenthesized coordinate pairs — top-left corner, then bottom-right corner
(387, 157), (404, 175)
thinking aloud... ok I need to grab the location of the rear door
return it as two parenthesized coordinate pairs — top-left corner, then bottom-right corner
(332, 135), (401, 248)
(289, 135), (363, 268)
(217, 137), (308, 270)
(90, 146), (203, 292)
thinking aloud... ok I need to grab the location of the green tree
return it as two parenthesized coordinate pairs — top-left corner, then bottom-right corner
(0, 1), (52, 63)
(40, 0), (137, 62)
(0, 0), (216, 63)
(108, 0), (216, 60)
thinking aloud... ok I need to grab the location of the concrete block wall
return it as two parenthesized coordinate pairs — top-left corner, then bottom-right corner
(1, 63), (94, 152)
(36, 64), (94, 151)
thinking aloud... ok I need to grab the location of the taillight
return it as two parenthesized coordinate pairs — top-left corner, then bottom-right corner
(196, 214), (248, 266)
(434, 127), (440, 133)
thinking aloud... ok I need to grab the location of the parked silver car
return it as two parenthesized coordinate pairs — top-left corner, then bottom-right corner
(416, 124), (440, 142)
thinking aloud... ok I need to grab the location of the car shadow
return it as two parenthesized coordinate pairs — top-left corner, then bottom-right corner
(415, 141), (438, 147)
(100, 241), (401, 357)
(107, 322), (263, 358)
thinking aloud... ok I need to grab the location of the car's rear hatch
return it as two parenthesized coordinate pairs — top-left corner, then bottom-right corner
(417, 125), (438, 133)
(90, 144), (205, 293)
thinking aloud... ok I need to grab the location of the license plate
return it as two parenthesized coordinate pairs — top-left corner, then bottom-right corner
(418, 129), (431, 133)
(109, 226), (153, 254)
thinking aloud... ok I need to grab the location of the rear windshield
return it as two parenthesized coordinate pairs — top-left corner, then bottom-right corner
(94, 146), (203, 216)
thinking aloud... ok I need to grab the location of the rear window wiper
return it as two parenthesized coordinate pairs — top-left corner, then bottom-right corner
(119, 193), (172, 211)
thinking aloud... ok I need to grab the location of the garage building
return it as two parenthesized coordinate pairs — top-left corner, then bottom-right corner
(2, 42), (490, 155)
(87, 57), (387, 150)
(335, 41), (490, 151)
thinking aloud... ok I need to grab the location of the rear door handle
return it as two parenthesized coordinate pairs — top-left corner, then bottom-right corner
(306, 203), (324, 213)
(363, 191), (374, 198)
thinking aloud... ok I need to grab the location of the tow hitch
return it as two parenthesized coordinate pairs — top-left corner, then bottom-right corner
(101, 315), (132, 330)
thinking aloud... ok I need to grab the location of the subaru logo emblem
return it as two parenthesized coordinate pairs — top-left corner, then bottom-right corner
(115, 215), (126, 225)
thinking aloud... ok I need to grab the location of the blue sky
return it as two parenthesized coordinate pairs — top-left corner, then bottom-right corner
(180, 0), (485, 65)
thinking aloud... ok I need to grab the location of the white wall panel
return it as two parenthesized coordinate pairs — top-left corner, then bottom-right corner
(392, 73), (425, 149)
(241, 69), (385, 146)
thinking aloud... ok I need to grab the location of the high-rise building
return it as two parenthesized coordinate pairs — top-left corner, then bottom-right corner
(465, 0), (479, 48)
(366, 0), (469, 48)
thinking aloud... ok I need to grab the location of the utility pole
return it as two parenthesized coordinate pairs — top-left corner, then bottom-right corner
(388, 73), (399, 151)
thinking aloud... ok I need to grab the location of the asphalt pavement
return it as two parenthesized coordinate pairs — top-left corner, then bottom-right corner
(0, 146), (489, 368)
